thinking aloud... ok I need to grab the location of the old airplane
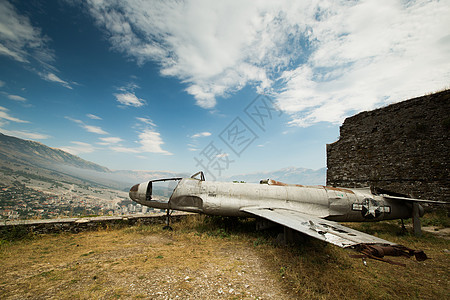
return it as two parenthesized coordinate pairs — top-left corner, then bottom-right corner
(129, 171), (446, 266)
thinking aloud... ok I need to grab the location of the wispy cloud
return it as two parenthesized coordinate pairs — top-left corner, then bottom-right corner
(40, 72), (73, 89)
(187, 144), (198, 152)
(0, 128), (50, 140)
(0, 1), (73, 89)
(0, 105), (29, 123)
(136, 117), (156, 127)
(7, 94), (26, 102)
(110, 128), (172, 155)
(98, 136), (123, 145)
(60, 141), (96, 155)
(191, 132), (211, 139)
(114, 82), (146, 108)
(86, 114), (102, 120)
(0, 80), (5, 87)
(0, 1), (54, 64)
(136, 129), (172, 155)
(0, 105), (49, 140)
(84, 125), (108, 135)
(86, 0), (450, 126)
(187, 131), (212, 151)
(114, 92), (146, 107)
(65, 116), (108, 135)
(108, 117), (172, 155)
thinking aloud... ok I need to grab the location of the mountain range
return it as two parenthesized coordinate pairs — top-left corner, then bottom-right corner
(0, 133), (326, 191)
(222, 167), (326, 185)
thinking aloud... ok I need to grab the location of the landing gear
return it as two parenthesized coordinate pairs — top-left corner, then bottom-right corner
(163, 209), (173, 231)
(400, 219), (407, 235)
(412, 202), (422, 237)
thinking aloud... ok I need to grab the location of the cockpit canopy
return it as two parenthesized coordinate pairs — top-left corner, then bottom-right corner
(145, 177), (182, 203)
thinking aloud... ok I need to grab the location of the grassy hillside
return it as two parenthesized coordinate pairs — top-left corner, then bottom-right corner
(0, 214), (448, 299)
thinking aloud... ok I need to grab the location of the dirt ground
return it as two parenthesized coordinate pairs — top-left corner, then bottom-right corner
(0, 227), (295, 299)
(1, 217), (449, 299)
(421, 226), (450, 240)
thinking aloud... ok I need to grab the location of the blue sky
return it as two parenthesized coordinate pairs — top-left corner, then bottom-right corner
(0, 0), (449, 178)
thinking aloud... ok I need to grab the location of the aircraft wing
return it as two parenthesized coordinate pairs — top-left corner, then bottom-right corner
(241, 207), (428, 265)
(241, 207), (395, 248)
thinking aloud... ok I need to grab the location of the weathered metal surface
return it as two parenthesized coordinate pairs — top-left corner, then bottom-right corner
(129, 176), (417, 223)
(265, 179), (304, 187)
(130, 184), (139, 192)
(129, 171), (434, 265)
(241, 207), (396, 248)
(324, 186), (355, 194)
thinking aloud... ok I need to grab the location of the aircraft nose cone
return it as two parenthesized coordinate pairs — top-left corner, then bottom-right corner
(129, 184), (139, 201)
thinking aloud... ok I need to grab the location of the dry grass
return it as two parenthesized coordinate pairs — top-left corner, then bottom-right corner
(0, 214), (449, 299)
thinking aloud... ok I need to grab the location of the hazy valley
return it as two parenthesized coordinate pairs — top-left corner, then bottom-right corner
(0, 133), (325, 220)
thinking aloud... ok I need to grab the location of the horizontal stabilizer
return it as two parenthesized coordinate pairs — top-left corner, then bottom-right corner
(381, 194), (448, 205)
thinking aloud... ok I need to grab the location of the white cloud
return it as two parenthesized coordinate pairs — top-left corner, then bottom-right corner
(187, 143), (198, 152)
(0, 106), (49, 140)
(136, 117), (156, 127)
(86, 113), (102, 120)
(0, 80), (4, 87)
(86, 0), (450, 126)
(86, 114), (172, 155)
(114, 92), (146, 107)
(188, 131), (212, 152)
(0, 128), (50, 140)
(0, 1), (54, 64)
(7, 94), (26, 102)
(137, 129), (172, 155)
(0, 2), (75, 89)
(191, 132), (211, 139)
(40, 72), (73, 89)
(0, 105), (29, 123)
(276, 0), (450, 126)
(110, 128), (172, 155)
(109, 146), (141, 154)
(98, 136), (123, 145)
(65, 116), (108, 135)
(60, 141), (96, 155)
(117, 82), (140, 92)
(83, 125), (108, 135)
(86, 0), (282, 108)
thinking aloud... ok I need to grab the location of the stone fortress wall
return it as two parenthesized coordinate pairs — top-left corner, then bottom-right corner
(326, 89), (449, 202)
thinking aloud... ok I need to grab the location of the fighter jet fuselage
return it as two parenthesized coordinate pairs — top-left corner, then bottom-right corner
(130, 177), (419, 222)
(129, 172), (447, 265)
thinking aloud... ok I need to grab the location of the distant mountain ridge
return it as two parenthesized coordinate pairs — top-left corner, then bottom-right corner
(0, 133), (108, 172)
(222, 166), (326, 185)
(0, 132), (325, 189)
(0, 133), (185, 189)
